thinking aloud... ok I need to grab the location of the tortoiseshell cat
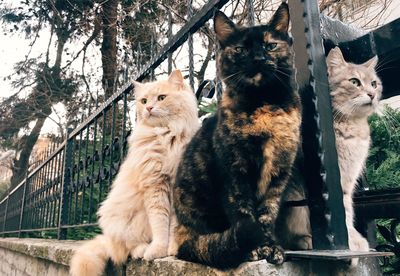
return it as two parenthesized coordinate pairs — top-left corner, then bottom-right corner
(172, 3), (301, 269)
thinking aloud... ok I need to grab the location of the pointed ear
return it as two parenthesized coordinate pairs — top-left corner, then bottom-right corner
(168, 69), (184, 88)
(214, 11), (236, 45)
(362, 55), (378, 69)
(269, 2), (290, 33)
(326, 47), (346, 68)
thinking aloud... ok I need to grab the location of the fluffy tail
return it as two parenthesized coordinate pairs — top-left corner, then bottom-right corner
(177, 217), (264, 269)
(69, 234), (128, 276)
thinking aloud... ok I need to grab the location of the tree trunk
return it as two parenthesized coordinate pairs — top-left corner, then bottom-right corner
(101, 0), (118, 99)
(10, 116), (47, 188)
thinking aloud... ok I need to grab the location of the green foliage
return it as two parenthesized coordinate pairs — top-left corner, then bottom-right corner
(198, 98), (217, 117)
(367, 107), (400, 190)
(367, 107), (400, 273)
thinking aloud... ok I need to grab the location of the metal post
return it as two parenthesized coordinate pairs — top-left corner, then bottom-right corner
(58, 128), (73, 240)
(246, 0), (255, 26)
(187, 0), (195, 90)
(288, 0), (348, 249)
(150, 36), (155, 80)
(167, 10), (173, 74)
(2, 193), (10, 236)
(18, 173), (29, 237)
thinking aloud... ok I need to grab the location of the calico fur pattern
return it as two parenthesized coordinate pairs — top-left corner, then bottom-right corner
(173, 3), (301, 269)
(69, 70), (199, 276)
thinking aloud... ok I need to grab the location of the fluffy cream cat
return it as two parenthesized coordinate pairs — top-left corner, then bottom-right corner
(277, 47), (381, 258)
(70, 70), (199, 276)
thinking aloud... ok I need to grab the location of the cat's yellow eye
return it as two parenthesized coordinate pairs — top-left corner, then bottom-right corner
(141, 98), (147, 104)
(158, 95), (166, 101)
(349, 78), (361, 87)
(265, 43), (277, 51)
(371, 80), (377, 88)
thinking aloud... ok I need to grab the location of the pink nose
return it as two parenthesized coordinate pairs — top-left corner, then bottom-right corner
(146, 106), (153, 112)
(367, 92), (376, 100)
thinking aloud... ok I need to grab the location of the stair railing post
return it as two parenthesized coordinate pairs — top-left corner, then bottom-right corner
(58, 128), (73, 240)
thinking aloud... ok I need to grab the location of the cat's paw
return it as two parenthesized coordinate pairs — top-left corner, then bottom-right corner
(167, 239), (178, 256)
(348, 229), (369, 267)
(143, 242), (168, 260)
(131, 243), (149, 259)
(266, 245), (286, 264)
(349, 230), (369, 252)
(253, 245), (286, 264)
(294, 235), (312, 250)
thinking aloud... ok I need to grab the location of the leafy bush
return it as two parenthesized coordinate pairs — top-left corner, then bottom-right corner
(367, 107), (400, 190)
(367, 106), (400, 274)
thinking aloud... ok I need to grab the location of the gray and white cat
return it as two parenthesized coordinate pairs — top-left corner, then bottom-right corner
(276, 47), (382, 257)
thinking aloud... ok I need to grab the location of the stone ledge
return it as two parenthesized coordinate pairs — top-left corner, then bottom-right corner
(0, 238), (382, 275)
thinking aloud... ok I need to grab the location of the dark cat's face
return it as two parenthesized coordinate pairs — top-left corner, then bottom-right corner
(214, 3), (292, 89)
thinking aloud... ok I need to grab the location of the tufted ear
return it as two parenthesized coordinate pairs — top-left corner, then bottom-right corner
(326, 47), (347, 69)
(214, 11), (236, 46)
(362, 55), (378, 69)
(168, 69), (184, 88)
(269, 2), (290, 33)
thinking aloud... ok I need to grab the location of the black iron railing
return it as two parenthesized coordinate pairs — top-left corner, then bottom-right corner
(0, 0), (399, 267)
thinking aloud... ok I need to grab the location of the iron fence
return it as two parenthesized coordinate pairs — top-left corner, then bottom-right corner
(0, 0), (399, 266)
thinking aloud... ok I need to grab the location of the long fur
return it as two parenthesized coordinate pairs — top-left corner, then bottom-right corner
(70, 70), (199, 276)
(277, 48), (382, 261)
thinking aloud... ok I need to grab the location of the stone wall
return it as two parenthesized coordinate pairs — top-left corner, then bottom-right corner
(0, 238), (382, 276)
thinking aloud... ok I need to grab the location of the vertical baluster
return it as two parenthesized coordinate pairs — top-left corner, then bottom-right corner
(108, 102), (117, 188)
(187, 0), (194, 90)
(89, 117), (98, 223)
(48, 152), (56, 228)
(138, 43), (142, 73)
(167, 10), (173, 74)
(215, 41), (223, 100)
(34, 165), (42, 229)
(246, 0), (255, 26)
(99, 110), (107, 202)
(80, 123), (90, 223)
(18, 173), (29, 237)
(55, 148), (64, 228)
(2, 193), (9, 234)
(150, 36), (155, 80)
(121, 92), (128, 158)
(58, 129), (73, 240)
(47, 152), (57, 227)
(44, 160), (50, 228)
(288, 0), (348, 249)
(75, 129), (83, 224)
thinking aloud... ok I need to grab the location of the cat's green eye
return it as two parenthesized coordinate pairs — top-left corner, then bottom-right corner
(265, 43), (277, 51)
(371, 80), (377, 88)
(234, 47), (246, 54)
(158, 95), (166, 101)
(349, 78), (361, 87)
(141, 98), (147, 104)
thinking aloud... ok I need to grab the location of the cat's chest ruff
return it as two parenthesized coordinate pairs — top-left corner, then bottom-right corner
(224, 104), (301, 197)
(253, 106), (301, 197)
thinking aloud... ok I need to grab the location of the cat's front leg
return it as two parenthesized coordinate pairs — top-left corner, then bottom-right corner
(343, 193), (369, 251)
(143, 186), (170, 260)
(167, 211), (179, 256)
(250, 177), (289, 264)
